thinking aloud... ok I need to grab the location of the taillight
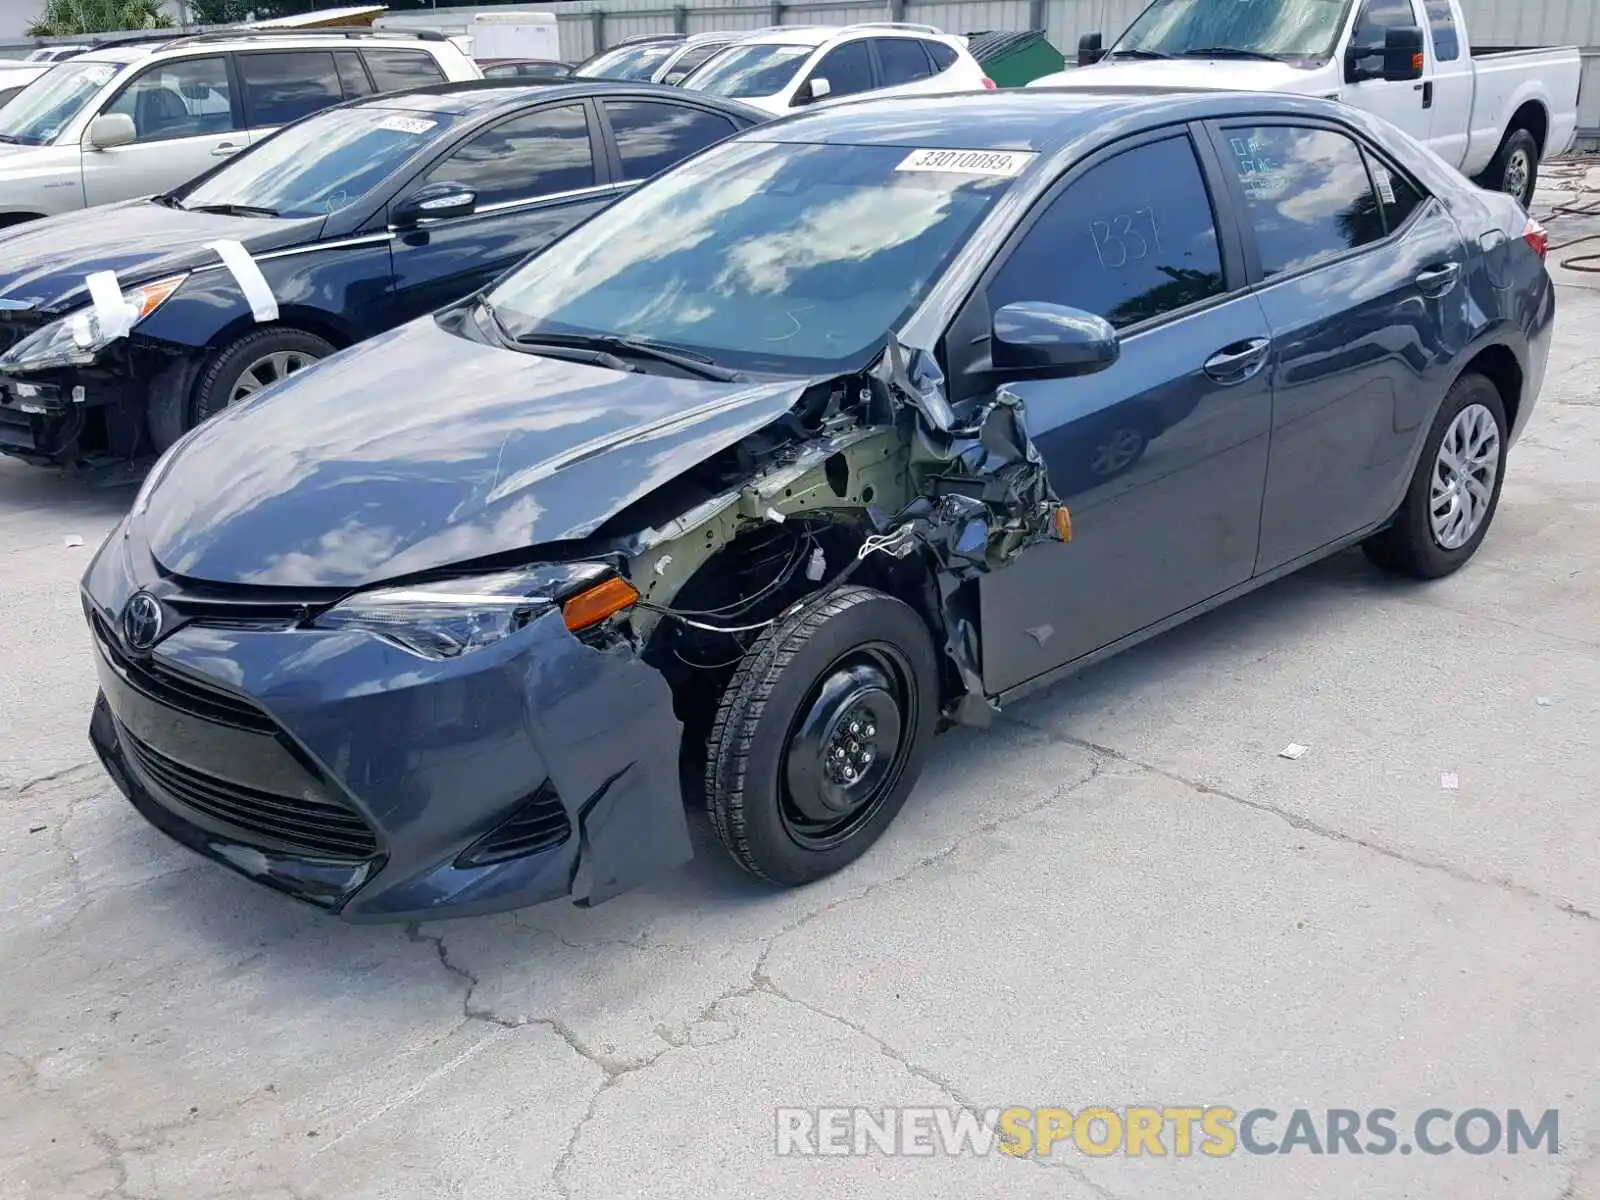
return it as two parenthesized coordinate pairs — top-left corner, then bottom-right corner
(1523, 217), (1548, 260)
(981, 76), (997, 89)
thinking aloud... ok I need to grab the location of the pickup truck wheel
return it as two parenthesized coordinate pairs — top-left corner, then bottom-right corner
(1487, 128), (1540, 209)
(1362, 372), (1507, 579)
(704, 585), (939, 885)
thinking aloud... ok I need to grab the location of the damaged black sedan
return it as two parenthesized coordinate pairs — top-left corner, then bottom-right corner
(82, 88), (1552, 920)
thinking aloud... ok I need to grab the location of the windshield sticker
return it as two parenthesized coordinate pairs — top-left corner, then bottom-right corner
(1372, 164), (1397, 205)
(895, 148), (1036, 178)
(375, 115), (436, 135)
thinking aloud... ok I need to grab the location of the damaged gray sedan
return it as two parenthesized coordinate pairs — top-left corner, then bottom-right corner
(81, 88), (1553, 919)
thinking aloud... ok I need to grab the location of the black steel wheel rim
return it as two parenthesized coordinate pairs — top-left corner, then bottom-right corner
(780, 642), (917, 852)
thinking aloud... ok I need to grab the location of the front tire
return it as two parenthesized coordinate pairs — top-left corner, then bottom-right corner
(1363, 372), (1508, 579)
(704, 585), (940, 885)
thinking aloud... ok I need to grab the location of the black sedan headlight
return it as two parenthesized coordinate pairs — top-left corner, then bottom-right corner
(312, 562), (640, 658)
(0, 274), (186, 373)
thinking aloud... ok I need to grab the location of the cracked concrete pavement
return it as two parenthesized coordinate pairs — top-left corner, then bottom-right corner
(2, 283), (1599, 1200)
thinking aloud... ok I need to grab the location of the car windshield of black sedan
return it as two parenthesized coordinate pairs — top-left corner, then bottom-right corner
(178, 106), (459, 218)
(485, 139), (1017, 374)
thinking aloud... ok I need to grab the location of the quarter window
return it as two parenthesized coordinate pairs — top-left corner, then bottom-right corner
(1221, 125), (1386, 277)
(335, 50), (373, 99)
(364, 49), (447, 92)
(925, 41), (958, 72)
(806, 41), (873, 100)
(104, 56), (236, 141)
(238, 51), (343, 127)
(603, 99), (736, 180)
(1423, 0), (1460, 61)
(423, 103), (594, 207)
(988, 135), (1226, 329)
(875, 37), (932, 85)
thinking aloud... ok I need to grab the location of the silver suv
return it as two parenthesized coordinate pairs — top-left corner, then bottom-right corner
(0, 29), (479, 226)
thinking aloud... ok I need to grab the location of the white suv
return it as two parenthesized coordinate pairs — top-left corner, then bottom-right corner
(0, 29), (478, 226)
(681, 23), (992, 115)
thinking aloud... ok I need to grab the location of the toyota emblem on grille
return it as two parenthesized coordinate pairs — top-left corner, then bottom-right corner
(121, 591), (163, 652)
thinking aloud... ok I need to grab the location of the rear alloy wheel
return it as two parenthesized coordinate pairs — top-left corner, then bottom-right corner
(705, 585), (939, 885)
(1363, 372), (1508, 579)
(190, 327), (335, 427)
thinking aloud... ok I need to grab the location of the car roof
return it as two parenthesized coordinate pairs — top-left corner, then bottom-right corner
(350, 77), (768, 121)
(752, 86), (1340, 155)
(734, 24), (950, 48)
(73, 30), (457, 66)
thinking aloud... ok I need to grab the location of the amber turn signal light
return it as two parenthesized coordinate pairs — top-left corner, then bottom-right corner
(562, 575), (639, 631)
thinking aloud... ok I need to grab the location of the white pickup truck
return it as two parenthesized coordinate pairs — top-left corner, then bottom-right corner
(1028, 0), (1581, 208)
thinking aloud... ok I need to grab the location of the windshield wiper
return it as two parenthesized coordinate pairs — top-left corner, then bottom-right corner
(1107, 48), (1171, 60)
(1178, 47), (1288, 62)
(478, 300), (637, 373)
(184, 202), (281, 217)
(508, 329), (745, 382)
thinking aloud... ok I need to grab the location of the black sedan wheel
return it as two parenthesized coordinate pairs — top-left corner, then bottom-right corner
(705, 585), (939, 885)
(192, 327), (335, 427)
(1363, 372), (1508, 579)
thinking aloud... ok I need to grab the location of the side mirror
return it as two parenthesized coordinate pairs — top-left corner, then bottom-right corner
(86, 113), (135, 150)
(795, 76), (831, 105)
(1078, 32), (1105, 67)
(1382, 25), (1424, 81)
(392, 181), (477, 228)
(991, 301), (1119, 377)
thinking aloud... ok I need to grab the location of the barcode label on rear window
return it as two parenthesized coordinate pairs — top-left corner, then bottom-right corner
(895, 148), (1036, 177)
(1372, 164), (1397, 205)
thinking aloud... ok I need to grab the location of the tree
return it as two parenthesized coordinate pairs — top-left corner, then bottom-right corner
(187, 0), (252, 22)
(27, 0), (173, 36)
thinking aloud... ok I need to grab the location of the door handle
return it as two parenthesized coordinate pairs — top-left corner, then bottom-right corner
(1203, 337), (1271, 383)
(211, 142), (241, 157)
(1420, 81), (1433, 108)
(1416, 261), (1461, 296)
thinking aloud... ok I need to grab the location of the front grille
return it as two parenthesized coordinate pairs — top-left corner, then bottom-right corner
(92, 612), (276, 734)
(121, 729), (378, 860)
(458, 782), (571, 867)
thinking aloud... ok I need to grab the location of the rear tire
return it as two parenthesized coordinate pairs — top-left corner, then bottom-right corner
(704, 586), (939, 886)
(1362, 372), (1508, 579)
(1484, 127), (1540, 209)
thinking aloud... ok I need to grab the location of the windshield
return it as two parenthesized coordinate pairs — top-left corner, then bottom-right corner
(485, 139), (1016, 374)
(1112, 0), (1353, 61)
(0, 59), (118, 145)
(179, 107), (455, 218)
(576, 41), (680, 80)
(684, 43), (813, 97)
(664, 40), (731, 80)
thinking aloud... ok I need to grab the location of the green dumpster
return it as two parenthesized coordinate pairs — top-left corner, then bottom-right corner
(964, 30), (1066, 88)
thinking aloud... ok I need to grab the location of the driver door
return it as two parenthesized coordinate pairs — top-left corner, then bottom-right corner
(82, 55), (244, 206)
(1341, 0), (1433, 142)
(947, 128), (1273, 695)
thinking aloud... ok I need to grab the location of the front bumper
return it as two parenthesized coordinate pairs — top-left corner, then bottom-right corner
(82, 525), (694, 922)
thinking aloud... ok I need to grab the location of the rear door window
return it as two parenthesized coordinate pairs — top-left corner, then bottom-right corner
(1219, 124), (1386, 278)
(988, 134), (1227, 328)
(602, 99), (737, 180)
(874, 37), (933, 85)
(364, 48), (447, 92)
(422, 102), (595, 206)
(238, 51), (342, 127)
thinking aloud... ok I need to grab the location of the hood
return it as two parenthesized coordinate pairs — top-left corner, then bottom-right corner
(138, 316), (816, 589)
(0, 201), (317, 313)
(1029, 58), (1323, 94)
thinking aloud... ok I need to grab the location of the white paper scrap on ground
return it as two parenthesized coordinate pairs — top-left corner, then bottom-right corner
(1279, 743), (1308, 760)
(1441, 772), (1460, 790)
(62, 534), (84, 547)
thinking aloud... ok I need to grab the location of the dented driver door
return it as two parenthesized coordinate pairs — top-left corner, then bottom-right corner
(954, 128), (1275, 696)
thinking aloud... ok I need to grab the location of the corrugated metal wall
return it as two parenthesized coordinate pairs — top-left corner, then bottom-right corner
(553, 0), (1600, 143)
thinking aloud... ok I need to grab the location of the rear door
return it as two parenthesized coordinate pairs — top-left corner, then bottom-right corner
(595, 96), (745, 183)
(82, 54), (244, 205)
(1205, 118), (1470, 571)
(235, 50), (347, 146)
(384, 99), (613, 324)
(951, 127), (1275, 693)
